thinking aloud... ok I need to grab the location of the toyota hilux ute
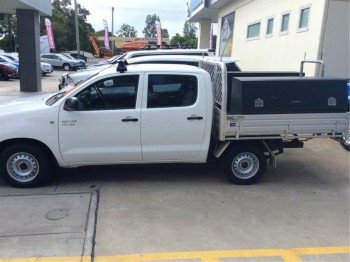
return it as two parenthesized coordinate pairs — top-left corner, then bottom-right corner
(0, 61), (348, 187)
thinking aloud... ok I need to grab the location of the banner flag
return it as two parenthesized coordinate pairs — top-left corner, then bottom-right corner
(209, 25), (213, 49)
(103, 19), (111, 50)
(45, 18), (55, 49)
(155, 21), (162, 46)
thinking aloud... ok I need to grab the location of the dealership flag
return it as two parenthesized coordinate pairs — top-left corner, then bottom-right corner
(103, 19), (110, 50)
(45, 18), (55, 49)
(209, 25), (213, 49)
(155, 21), (162, 46)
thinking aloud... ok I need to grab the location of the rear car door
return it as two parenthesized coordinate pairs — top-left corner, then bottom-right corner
(141, 73), (207, 161)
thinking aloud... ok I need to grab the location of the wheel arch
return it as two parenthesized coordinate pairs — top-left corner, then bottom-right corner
(224, 140), (266, 155)
(0, 138), (58, 166)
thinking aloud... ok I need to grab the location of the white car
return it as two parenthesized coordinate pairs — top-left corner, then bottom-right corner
(59, 55), (240, 89)
(1, 53), (53, 76)
(41, 62), (54, 76)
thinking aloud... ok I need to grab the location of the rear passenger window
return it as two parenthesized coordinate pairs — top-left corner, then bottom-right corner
(147, 75), (197, 108)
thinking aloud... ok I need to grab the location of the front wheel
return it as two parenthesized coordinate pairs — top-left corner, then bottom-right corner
(221, 145), (266, 185)
(0, 143), (56, 187)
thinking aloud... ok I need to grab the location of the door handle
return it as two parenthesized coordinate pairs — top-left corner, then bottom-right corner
(121, 117), (138, 122)
(187, 115), (203, 120)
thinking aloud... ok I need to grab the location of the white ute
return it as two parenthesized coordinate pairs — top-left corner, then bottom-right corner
(0, 60), (348, 187)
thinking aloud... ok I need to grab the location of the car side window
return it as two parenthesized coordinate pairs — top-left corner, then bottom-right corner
(75, 75), (139, 111)
(147, 75), (197, 108)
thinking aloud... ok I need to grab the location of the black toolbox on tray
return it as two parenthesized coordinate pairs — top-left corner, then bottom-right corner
(227, 76), (349, 115)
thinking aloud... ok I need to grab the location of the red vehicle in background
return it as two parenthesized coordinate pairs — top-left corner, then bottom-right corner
(0, 62), (19, 80)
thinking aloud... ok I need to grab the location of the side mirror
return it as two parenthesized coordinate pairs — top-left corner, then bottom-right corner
(64, 97), (79, 111)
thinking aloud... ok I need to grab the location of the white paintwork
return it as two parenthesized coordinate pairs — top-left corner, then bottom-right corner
(0, 61), (348, 170)
(140, 72), (211, 161)
(60, 54), (238, 89)
(0, 64), (213, 167)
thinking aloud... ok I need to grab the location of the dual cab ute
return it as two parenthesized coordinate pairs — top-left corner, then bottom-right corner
(0, 60), (348, 187)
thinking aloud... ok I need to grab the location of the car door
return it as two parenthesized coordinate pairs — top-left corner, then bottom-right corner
(141, 73), (207, 161)
(41, 55), (55, 66)
(50, 55), (62, 67)
(59, 74), (143, 164)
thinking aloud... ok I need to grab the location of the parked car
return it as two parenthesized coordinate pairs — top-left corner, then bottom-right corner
(41, 62), (54, 76)
(1, 53), (54, 76)
(0, 55), (19, 69)
(61, 53), (86, 68)
(87, 49), (216, 69)
(68, 51), (94, 61)
(59, 55), (240, 89)
(0, 53), (19, 62)
(0, 62), (19, 80)
(40, 53), (82, 71)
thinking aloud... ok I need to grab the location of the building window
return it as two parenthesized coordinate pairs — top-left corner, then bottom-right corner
(280, 12), (290, 35)
(247, 22), (261, 40)
(266, 17), (274, 37)
(298, 6), (310, 32)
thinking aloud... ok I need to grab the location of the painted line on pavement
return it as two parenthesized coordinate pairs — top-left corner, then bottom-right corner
(0, 246), (349, 262)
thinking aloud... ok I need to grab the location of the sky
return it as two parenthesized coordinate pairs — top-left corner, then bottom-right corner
(74, 0), (190, 38)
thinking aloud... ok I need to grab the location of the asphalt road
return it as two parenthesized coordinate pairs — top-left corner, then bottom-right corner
(0, 69), (349, 262)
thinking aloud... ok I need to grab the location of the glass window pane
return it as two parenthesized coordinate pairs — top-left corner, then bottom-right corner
(281, 13), (290, 32)
(76, 75), (139, 110)
(267, 18), (274, 35)
(299, 8), (310, 28)
(148, 75), (198, 108)
(247, 22), (261, 39)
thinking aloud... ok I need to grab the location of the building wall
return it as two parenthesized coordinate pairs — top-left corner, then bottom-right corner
(321, 0), (350, 78)
(215, 0), (349, 77)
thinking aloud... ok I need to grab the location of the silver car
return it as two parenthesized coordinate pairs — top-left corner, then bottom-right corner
(41, 53), (81, 71)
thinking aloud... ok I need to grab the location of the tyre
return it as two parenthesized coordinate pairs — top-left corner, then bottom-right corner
(0, 70), (3, 80)
(221, 145), (266, 185)
(0, 143), (57, 188)
(63, 64), (71, 71)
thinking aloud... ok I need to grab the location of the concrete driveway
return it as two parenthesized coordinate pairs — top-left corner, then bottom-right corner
(0, 71), (349, 262)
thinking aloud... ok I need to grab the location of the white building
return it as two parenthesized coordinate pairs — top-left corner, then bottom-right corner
(187, 0), (350, 78)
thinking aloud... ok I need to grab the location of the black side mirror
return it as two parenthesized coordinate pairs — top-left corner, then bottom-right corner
(64, 97), (79, 111)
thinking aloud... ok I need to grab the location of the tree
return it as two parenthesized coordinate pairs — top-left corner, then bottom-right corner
(183, 22), (197, 38)
(162, 28), (169, 39)
(170, 33), (185, 46)
(0, 14), (17, 52)
(117, 24), (137, 37)
(142, 14), (160, 38)
(170, 22), (198, 48)
(40, 0), (95, 52)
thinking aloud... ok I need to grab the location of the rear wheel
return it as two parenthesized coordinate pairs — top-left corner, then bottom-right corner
(0, 143), (57, 187)
(221, 145), (266, 185)
(63, 63), (71, 71)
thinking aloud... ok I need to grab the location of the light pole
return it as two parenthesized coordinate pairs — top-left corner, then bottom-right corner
(74, 0), (80, 56)
(111, 7), (115, 55)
